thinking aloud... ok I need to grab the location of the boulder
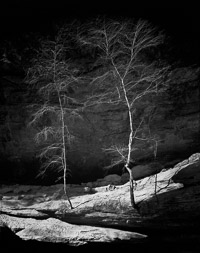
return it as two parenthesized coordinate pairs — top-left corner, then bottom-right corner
(172, 160), (200, 186)
(103, 174), (121, 185)
(86, 182), (93, 188)
(13, 185), (32, 194)
(0, 186), (14, 194)
(188, 153), (200, 163)
(89, 174), (122, 187)
(132, 162), (163, 180)
(121, 173), (129, 184)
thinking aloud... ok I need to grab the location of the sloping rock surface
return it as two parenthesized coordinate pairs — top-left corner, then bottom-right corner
(1, 153), (200, 245)
(0, 215), (146, 246)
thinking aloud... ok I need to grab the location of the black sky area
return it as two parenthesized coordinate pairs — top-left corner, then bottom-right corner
(0, 1), (200, 64)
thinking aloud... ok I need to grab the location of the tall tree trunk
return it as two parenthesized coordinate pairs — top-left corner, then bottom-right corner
(59, 95), (73, 209)
(111, 60), (138, 209)
(53, 50), (73, 209)
(121, 80), (138, 209)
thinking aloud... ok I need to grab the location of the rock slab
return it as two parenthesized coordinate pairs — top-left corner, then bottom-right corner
(0, 214), (147, 246)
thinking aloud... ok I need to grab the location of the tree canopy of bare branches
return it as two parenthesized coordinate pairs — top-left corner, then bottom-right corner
(26, 29), (81, 209)
(78, 18), (169, 208)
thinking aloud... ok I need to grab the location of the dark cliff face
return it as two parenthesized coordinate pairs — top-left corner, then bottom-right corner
(0, 66), (199, 184)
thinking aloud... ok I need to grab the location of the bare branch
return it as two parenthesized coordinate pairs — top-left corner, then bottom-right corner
(28, 104), (59, 126)
(35, 126), (56, 143)
(79, 18), (169, 209)
(27, 28), (85, 209)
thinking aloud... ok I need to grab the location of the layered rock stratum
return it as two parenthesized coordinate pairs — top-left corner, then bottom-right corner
(1, 153), (200, 246)
(0, 67), (199, 183)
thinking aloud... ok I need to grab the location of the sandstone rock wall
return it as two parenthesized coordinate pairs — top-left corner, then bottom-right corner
(0, 67), (199, 184)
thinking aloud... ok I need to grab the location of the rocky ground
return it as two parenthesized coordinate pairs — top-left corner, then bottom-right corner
(1, 153), (200, 249)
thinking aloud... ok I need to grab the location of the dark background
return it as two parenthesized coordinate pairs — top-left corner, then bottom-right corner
(0, 1), (199, 185)
(0, 1), (200, 65)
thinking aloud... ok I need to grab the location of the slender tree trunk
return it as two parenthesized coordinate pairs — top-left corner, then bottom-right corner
(121, 80), (138, 209)
(111, 59), (138, 209)
(59, 95), (73, 209)
(53, 51), (73, 209)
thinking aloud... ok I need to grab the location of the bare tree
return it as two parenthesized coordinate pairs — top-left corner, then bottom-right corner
(27, 31), (80, 209)
(79, 18), (169, 209)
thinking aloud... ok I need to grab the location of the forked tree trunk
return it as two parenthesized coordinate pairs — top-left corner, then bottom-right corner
(125, 164), (138, 209)
(121, 79), (138, 209)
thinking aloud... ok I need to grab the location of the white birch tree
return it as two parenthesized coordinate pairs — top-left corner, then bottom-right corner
(79, 18), (169, 209)
(27, 31), (80, 209)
